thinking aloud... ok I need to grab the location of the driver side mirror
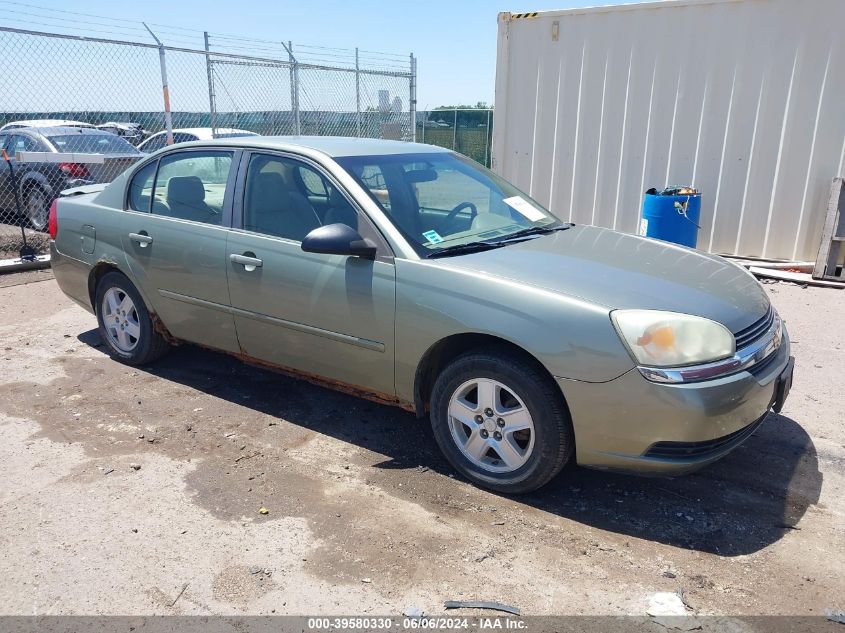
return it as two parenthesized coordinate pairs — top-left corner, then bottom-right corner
(301, 223), (377, 259)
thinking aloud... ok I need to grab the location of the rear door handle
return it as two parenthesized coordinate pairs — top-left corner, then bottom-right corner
(128, 232), (153, 247)
(230, 253), (263, 271)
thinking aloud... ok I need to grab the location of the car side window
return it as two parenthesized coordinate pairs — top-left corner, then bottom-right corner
(0, 134), (7, 151)
(242, 154), (360, 241)
(172, 133), (197, 144)
(127, 161), (157, 212)
(7, 134), (37, 154)
(151, 151), (233, 225)
(297, 165), (328, 198)
(141, 134), (166, 152)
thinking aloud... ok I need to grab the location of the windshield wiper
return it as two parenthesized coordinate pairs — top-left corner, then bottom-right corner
(426, 240), (508, 259)
(495, 222), (574, 242)
(425, 223), (574, 259)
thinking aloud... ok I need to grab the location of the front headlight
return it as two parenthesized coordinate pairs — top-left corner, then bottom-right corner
(611, 310), (735, 367)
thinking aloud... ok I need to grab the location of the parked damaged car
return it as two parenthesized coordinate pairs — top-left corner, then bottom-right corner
(0, 127), (142, 230)
(136, 127), (259, 153)
(48, 137), (794, 493)
(96, 122), (150, 146)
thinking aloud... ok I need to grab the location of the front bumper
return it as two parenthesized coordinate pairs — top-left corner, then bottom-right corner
(559, 323), (792, 474)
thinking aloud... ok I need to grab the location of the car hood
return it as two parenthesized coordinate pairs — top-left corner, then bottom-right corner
(442, 225), (770, 334)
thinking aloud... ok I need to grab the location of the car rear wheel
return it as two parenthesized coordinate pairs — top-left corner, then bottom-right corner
(429, 348), (574, 494)
(95, 271), (170, 365)
(24, 185), (50, 231)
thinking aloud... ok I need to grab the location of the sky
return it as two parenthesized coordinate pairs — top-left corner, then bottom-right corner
(1, 0), (644, 109)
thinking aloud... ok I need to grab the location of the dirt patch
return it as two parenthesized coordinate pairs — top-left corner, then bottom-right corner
(0, 276), (842, 615)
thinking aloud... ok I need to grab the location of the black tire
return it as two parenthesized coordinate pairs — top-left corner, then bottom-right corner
(95, 271), (170, 365)
(23, 184), (51, 231)
(429, 347), (574, 494)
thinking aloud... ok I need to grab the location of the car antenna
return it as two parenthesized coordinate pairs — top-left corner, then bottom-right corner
(2, 149), (37, 262)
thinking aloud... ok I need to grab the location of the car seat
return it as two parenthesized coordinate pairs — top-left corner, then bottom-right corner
(244, 170), (321, 241)
(166, 176), (217, 224)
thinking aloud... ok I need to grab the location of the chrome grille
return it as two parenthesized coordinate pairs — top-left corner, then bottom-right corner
(734, 305), (775, 350)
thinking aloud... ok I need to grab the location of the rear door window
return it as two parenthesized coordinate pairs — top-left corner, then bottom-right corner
(7, 134), (38, 154)
(127, 161), (158, 212)
(140, 134), (166, 152)
(172, 133), (198, 144)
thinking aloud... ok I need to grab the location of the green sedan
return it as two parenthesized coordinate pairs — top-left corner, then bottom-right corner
(49, 137), (794, 493)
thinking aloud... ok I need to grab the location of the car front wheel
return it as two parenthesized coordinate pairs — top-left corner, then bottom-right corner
(429, 348), (574, 494)
(95, 271), (170, 365)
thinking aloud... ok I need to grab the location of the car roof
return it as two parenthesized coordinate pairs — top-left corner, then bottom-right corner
(147, 127), (258, 139)
(22, 126), (117, 136)
(0, 119), (93, 130)
(204, 135), (450, 157)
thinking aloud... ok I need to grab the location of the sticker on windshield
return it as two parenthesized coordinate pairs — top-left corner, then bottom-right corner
(503, 196), (545, 222)
(422, 230), (444, 244)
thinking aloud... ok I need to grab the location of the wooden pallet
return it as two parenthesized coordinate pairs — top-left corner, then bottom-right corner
(813, 177), (845, 282)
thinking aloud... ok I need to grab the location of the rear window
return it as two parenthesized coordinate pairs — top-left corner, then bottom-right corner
(47, 133), (139, 154)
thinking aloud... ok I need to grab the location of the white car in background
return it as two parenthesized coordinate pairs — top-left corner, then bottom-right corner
(137, 127), (259, 153)
(0, 119), (94, 131)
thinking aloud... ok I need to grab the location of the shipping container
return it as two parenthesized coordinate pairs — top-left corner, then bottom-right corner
(492, 0), (845, 260)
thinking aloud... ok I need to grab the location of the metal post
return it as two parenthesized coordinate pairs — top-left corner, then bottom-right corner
(204, 31), (218, 138)
(453, 107), (458, 150)
(281, 41), (301, 135)
(484, 109), (491, 166)
(355, 48), (361, 137)
(288, 41), (302, 136)
(144, 23), (173, 145)
(409, 53), (417, 142)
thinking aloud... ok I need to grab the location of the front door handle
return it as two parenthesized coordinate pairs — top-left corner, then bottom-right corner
(128, 232), (153, 247)
(230, 253), (263, 272)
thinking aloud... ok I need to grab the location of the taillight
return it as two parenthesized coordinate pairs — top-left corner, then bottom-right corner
(59, 162), (90, 179)
(48, 199), (58, 240)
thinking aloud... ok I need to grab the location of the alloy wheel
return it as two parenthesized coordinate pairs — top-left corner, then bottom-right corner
(101, 287), (141, 352)
(447, 377), (536, 473)
(26, 187), (49, 231)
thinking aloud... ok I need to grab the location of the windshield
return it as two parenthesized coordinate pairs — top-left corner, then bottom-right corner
(47, 133), (140, 154)
(335, 152), (561, 256)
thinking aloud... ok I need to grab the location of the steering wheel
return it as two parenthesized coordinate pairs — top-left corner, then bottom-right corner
(443, 201), (478, 230)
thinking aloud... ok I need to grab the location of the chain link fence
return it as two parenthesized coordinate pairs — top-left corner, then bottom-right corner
(0, 26), (415, 259)
(417, 109), (494, 168)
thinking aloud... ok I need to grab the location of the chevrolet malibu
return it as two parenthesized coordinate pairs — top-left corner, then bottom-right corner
(49, 137), (794, 494)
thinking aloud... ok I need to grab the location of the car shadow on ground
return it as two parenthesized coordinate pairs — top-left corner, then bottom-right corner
(79, 330), (822, 557)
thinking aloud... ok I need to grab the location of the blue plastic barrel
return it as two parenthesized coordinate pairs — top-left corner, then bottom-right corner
(639, 192), (701, 248)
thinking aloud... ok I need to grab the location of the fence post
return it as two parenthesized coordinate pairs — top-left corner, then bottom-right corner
(355, 48), (361, 137)
(453, 107), (457, 150)
(409, 53), (417, 142)
(143, 23), (173, 145)
(484, 109), (491, 166)
(291, 42), (301, 135)
(203, 31), (218, 138)
(282, 41), (301, 135)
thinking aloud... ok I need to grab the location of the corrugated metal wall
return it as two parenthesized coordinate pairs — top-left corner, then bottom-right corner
(492, 0), (845, 260)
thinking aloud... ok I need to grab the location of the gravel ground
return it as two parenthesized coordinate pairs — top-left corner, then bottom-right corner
(0, 222), (49, 260)
(0, 272), (842, 616)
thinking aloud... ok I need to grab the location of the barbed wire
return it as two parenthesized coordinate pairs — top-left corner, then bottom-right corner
(0, 0), (409, 64)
